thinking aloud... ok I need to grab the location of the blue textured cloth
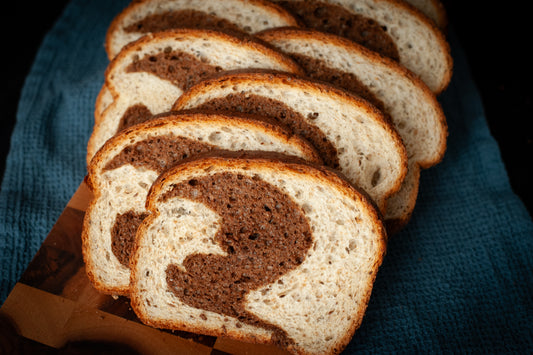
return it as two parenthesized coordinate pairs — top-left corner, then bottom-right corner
(1, 0), (532, 352)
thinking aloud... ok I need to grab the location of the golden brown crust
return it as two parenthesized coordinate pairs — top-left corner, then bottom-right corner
(93, 83), (112, 126)
(146, 151), (386, 236)
(174, 69), (406, 146)
(175, 70), (390, 130)
(104, 29), (304, 115)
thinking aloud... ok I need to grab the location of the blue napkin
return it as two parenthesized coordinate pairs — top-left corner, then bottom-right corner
(1, 0), (532, 352)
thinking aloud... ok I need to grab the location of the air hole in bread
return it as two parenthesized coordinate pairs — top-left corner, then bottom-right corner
(208, 131), (222, 142)
(307, 112), (319, 120)
(371, 168), (381, 187)
(301, 203), (312, 214)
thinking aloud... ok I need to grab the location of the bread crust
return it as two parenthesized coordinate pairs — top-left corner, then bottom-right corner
(87, 110), (322, 186)
(384, 163), (421, 234)
(130, 153), (387, 355)
(83, 0), (454, 350)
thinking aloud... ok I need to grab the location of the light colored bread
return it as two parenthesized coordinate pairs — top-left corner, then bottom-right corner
(87, 28), (303, 164)
(270, 0), (453, 94)
(256, 27), (447, 232)
(129, 153), (387, 355)
(173, 70), (408, 214)
(105, 0), (301, 60)
(82, 111), (322, 296)
(402, 0), (448, 30)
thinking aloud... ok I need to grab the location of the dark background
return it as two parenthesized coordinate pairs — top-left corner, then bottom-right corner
(2, 1), (532, 218)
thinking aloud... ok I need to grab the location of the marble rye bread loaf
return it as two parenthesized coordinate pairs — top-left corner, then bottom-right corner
(173, 70), (409, 216)
(82, 0), (454, 351)
(82, 111), (322, 296)
(87, 28), (304, 163)
(129, 153), (387, 355)
(256, 27), (447, 233)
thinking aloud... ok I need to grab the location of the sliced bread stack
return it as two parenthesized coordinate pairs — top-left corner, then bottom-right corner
(82, 0), (452, 353)
(83, 111), (323, 295)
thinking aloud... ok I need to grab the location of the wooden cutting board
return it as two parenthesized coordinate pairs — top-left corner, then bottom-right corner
(0, 181), (290, 354)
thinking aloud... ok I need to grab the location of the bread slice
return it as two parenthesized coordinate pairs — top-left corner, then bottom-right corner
(173, 70), (408, 214)
(105, 0), (301, 60)
(256, 27), (447, 232)
(87, 28), (303, 163)
(82, 111), (322, 296)
(129, 152), (387, 355)
(270, 0), (453, 94)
